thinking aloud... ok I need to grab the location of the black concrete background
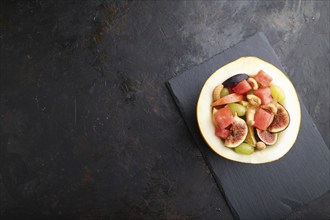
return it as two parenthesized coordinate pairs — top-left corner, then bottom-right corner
(0, 1), (329, 219)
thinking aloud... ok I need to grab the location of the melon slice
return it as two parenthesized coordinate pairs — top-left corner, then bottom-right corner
(196, 57), (301, 164)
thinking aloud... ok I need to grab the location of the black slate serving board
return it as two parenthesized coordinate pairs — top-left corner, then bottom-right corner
(166, 32), (329, 220)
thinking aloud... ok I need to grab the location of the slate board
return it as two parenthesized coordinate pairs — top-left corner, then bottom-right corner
(166, 32), (329, 220)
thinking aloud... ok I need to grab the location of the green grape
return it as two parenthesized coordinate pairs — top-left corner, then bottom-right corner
(234, 143), (254, 155)
(228, 103), (246, 116)
(220, 88), (230, 97)
(270, 84), (286, 103)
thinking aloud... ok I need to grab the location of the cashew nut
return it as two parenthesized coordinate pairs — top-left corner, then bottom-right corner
(247, 94), (261, 106)
(247, 78), (259, 90)
(261, 103), (277, 114)
(256, 141), (266, 150)
(248, 120), (255, 126)
(246, 107), (256, 126)
(213, 84), (224, 101)
(239, 100), (249, 107)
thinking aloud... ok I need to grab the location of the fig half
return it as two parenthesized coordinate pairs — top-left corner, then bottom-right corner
(268, 103), (290, 133)
(256, 129), (278, 145)
(225, 114), (248, 148)
(223, 73), (249, 87)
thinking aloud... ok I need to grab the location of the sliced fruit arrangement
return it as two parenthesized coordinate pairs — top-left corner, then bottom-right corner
(211, 70), (290, 155)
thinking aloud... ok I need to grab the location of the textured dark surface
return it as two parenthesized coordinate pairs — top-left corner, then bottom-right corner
(0, 1), (329, 219)
(167, 32), (329, 220)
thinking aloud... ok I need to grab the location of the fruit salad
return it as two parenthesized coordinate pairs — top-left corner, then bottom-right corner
(211, 70), (290, 155)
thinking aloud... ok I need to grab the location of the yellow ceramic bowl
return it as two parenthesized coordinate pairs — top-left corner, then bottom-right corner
(196, 57), (301, 164)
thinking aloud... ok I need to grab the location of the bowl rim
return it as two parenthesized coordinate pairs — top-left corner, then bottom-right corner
(196, 56), (301, 164)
